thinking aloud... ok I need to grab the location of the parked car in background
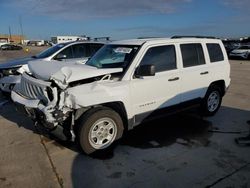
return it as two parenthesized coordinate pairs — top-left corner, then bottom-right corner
(222, 42), (239, 56)
(0, 39), (9, 47)
(11, 37), (230, 154)
(0, 40), (107, 93)
(27, 40), (45, 46)
(0, 44), (23, 50)
(229, 45), (250, 59)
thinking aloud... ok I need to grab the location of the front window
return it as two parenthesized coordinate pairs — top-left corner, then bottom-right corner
(86, 44), (140, 69)
(35, 43), (68, 58)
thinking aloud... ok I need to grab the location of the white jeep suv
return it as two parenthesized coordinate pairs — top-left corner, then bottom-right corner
(11, 37), (230, 154)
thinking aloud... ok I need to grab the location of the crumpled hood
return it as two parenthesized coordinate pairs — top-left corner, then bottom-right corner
(0, 57), (34, 69)
(28, 60), (123, 84)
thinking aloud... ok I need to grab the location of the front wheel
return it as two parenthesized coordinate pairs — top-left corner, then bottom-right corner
(201, 86), (222, 116)
(77, 107), (124, 154)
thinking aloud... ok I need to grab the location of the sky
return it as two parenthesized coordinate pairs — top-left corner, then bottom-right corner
(0, 0), (249, 40)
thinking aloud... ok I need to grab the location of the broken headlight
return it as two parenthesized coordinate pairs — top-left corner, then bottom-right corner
(2, 68), (20, 76)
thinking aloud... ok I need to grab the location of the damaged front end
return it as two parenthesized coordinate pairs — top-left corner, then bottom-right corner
(11, 72), (75, 141)
(11, 61), (124, 141)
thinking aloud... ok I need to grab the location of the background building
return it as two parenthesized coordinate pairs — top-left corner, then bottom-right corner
(0, 34), (25, 45)
(51, 35), (88, 44)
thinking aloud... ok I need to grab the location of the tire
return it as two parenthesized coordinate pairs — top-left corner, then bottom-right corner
(77, 107), (124, 154)
(201, 85), (222, 116)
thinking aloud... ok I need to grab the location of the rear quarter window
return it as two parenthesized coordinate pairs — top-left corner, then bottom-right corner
(206, 43), (224, 63)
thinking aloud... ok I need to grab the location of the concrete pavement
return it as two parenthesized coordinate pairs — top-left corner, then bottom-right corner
(0, 60), (250, 188)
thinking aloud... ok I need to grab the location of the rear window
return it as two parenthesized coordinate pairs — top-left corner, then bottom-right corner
(180, 43), (205, 68)
(206, 43), (224, 63)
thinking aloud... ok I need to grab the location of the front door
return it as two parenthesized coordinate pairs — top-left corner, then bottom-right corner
(130, 44), (181, 124)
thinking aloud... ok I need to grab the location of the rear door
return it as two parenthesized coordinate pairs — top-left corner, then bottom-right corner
(179, 43), (210, 102)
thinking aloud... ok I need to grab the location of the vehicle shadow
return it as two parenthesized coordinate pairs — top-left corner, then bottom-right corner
(1, 95), (250, 187)
(1, 95), (249, 155)
(0, 92), (32, 127)
(69, 112), (213, 187)
(69, 106), (250, 188)
(0, 93), (59, 140)
(0, 93), (213, 153)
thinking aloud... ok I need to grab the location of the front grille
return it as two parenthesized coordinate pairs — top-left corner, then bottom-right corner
(19, 73), (52, 103)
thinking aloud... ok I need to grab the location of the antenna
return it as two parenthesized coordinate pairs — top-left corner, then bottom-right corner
(9, 26), (12, 43)
(19, 15), (24, 44)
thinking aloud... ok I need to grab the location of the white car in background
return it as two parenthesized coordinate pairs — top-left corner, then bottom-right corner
(229, 45), (250, 59)
(0, 41), (106, 93)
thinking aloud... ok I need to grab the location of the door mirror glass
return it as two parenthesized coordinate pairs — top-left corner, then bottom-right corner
(55, 54), (67, 60)
(135, 64), (155, 77)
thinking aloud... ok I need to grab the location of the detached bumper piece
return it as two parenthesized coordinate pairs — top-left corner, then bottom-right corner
(0, 75), (21, 92)
(11, 90), (40, 108)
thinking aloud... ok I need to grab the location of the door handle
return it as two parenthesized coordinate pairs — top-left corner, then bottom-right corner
(168, 77), (179, 81)
(200, 71), (209, 75)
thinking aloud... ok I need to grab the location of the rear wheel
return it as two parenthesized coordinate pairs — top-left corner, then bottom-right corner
(201, 85), (222, 116)
(77, 107), (124, 154)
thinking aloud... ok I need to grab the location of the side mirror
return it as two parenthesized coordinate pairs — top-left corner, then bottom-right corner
(55, 54), (67, 60)
(135, 64), (155, 77)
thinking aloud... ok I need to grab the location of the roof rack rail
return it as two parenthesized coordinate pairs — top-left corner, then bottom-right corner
(137, 37), (162, 39)
(93, 37), (110, 41)
(171, 36), (217, 39)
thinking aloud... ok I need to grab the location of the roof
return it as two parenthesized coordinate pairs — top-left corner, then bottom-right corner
(110, 37), (222, 46)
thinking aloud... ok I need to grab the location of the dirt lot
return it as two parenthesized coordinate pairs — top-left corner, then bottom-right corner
(0, 46), (48, 63)
(0, 49), (250, 188)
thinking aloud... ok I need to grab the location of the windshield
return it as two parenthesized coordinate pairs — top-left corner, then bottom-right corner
(35, 43), (68, 58)
(86, 44), (140, 69)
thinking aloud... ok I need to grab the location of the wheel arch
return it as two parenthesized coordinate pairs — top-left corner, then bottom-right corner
(101, 101), (129, 131)
(209, 80), (226, 96)
(74, 101), (129, 131)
